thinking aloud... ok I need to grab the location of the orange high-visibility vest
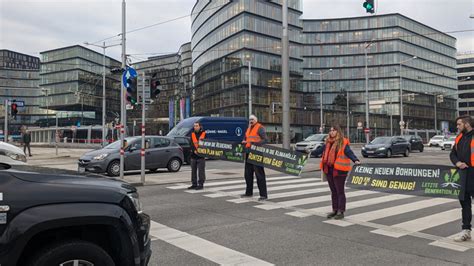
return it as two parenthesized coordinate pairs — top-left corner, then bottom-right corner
(320, 138), (352, 172)
(191, 131), (206, 150)
(245, 123), (263, 148)
(455, 133), (474, 166)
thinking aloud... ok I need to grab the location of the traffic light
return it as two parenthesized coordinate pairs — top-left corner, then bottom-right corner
(11, 101), (18, 120)
(150, 73), (161, 98)
(126, 76), (138, 105)
(363, 0), (375, 13)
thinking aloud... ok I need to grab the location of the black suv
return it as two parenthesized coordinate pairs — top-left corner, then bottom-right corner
(0, 163), (151, 266)
(361, 136), (410, 158)
(402, 135), (424, 152)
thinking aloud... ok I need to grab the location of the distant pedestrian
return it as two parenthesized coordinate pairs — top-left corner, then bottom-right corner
(188, 122), (206, 190)
(450, 115), (474, 242)
(241, 115), (268, 201)
(22, 129), (32, 157)
(309, 125), (360, 219)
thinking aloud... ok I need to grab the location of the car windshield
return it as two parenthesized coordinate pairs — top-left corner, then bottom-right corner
(305, 134), (326, 141)
(167, 117), (200, 137)
(370, 137), (392, 144)
(402, 135), (413, 140)
(104, 137), (136, 149)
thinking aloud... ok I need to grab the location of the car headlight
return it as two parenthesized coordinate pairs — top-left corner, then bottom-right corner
(128, 192), (143, 214)
(93, 153), (109, 160)
(378, 147), (386, 151)
(362, 147), (366, 150)
(0, 150), (27, 162)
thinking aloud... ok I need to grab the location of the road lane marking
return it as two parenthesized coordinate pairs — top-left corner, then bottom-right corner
(149, 221), (274, 265)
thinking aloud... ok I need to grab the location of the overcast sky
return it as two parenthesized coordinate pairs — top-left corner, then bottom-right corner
(1, 0), (473, 62)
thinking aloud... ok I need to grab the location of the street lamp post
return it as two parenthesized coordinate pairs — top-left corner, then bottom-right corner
(310, 69), (332, 133)
(399, 56), (417, 135)
(364, 41), (375, 143)
(84, 41), (121, 147)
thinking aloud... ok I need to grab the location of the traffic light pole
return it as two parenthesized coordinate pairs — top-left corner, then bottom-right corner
(141, 72), (146, 184)
(4, 100), (8, 143)
(120, 0), (126, 179)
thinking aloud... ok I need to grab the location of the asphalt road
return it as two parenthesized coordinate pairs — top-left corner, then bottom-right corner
(139, 147), (474, 265)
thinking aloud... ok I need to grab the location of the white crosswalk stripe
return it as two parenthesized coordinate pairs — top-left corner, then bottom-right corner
(168, 175), (468, 251)
(325, 197), (455, 227)
(167, 175), (298, 189)
(371, 208), (461, 238)
(185, 177), (316, 194)
(256, 189), (378, 210)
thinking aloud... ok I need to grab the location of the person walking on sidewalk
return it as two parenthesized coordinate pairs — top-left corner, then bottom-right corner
(241, 115), (268, 201)
(450, 115), (474, 242)
(308, 125), (360, 220)
(188, 122), (207, 190)
(22, 129), (32, 157)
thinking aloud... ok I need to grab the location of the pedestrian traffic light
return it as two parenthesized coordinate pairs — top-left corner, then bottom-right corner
(11, 101), (18, 120)
(363, 0), (375, 13)
(150, 73), (161, 99)
(126, 76), (138, 105)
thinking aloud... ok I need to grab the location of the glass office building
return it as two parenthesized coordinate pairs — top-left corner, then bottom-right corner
(132, 43), (193, 135)
(191, 0), (306, 141)
(301, 14), (458, 136)
(0, 50), (41, 134)
(457, 53), (474, 116)
(40, 45), (122, 127)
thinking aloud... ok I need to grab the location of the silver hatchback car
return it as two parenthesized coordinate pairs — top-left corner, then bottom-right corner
(78, 136), (184, 176)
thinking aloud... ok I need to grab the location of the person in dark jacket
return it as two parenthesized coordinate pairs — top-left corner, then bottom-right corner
(188, 122), (206, 190)
(309, 125), (360, 220)
(22, 129), (32, 157)
(241, 115), (268, 201)
(450, 115), (474, 242)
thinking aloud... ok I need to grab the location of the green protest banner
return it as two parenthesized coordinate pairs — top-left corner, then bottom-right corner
(347, 164), (461, 199)
(197, 139), (244, 163)
(246, 144), (309, 176)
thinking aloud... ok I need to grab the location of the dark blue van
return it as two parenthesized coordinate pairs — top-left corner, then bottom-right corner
(167, 117), (248, 142)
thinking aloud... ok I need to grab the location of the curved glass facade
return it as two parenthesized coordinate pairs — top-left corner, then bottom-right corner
(301, 14), (457, 137)
(192, 0), (304, 140)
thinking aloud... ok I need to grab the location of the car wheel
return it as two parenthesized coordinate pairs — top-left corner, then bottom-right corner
(27, 240), (114, 266)
(429, 143), (432, 147)
(106, 160), (120, 176)
(404, 149), (410, 157)
(363, 155), (368, 158)
(386, 149), (392, 158)
(419, 146), (424, 152)
(167, 157), (182, 172)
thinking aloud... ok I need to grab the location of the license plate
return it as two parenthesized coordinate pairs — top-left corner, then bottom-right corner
(366, 151), (374, 154)
(78, 166), (85, 173)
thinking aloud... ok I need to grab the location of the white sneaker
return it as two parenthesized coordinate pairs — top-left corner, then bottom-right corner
(454, 229), (471, 242)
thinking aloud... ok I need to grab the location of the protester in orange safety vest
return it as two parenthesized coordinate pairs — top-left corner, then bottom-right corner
(188, 122), (206, 190)
(309, 125), (360, 220)
(450, 115), (474, 242)
(241, 115), (268, 201)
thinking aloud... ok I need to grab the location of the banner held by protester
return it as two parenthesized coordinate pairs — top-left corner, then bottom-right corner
(197, 139), (244, 162)
(347, 164), (461, 199)
(246, 144), (308, 176)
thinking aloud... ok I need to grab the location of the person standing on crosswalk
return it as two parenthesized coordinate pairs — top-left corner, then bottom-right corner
(241, 115), (268, 201)
(308, 125), (360, 220)
(450, 115), (474, 242)
(188, 122), (206, 190)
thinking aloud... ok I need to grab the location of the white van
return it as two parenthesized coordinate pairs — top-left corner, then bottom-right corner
(0, 142), (27, 165)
